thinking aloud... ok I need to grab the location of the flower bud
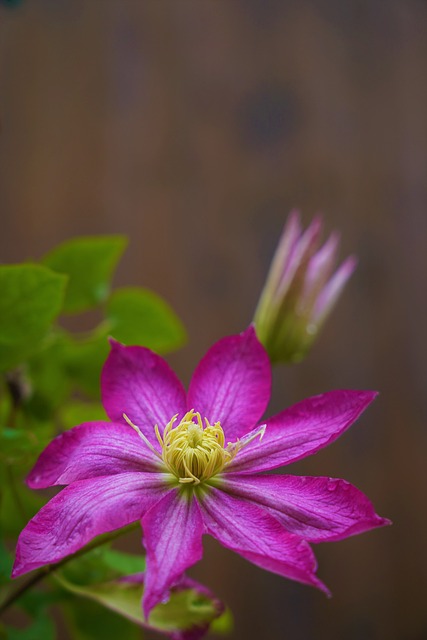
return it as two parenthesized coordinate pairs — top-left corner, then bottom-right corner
(254, 211), (356, 363)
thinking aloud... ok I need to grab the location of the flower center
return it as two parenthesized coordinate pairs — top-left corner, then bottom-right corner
(155, 410), (234, 485)
(123, 409), (266, 487)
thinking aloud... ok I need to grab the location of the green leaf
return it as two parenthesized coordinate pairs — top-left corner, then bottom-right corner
(63, 336), (108, 399)
(25, 332), (72, 420)
(58, 545), (144, 588)
(61, 286), (186, 397)
(0, 265), (67, 371)
(106, 287), (186, 353)
(43, 236), (127, 314)
(210, 607), (234, 635)
(0, 425), (51, 465)
(59, 400), (107, 430)
(55, 546), (143, 640)
(63, 597), (139, 640)
(99, 549), (146, 576)
(57, 545), (222, 638)
(57, 574), (223, 638)
(149, 585), (222, 635)
(0, 464), (45, 536)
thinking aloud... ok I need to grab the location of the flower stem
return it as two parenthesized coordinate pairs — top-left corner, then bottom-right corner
(0, 522), (139, 614)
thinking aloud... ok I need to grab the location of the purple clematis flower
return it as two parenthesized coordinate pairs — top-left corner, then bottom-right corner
(13, 327), (389, 618)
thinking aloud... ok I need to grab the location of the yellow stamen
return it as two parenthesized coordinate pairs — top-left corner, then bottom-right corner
(123, 413), (163, 461)
(157, 409), (233, 485)
(124, 409), (266, 486)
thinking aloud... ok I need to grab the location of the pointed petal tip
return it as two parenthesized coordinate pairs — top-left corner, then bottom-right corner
(361, 389), (379, 405)
(242, 323), (257, 339)
(378, 516), (392, 528)
(286, 209), (302, 229)
(337, 389), (379, 415)
(142, 595), (154, 621)
(339, 389), (378, 408)
(306, 213), (324, 240)
(311, 212), (324, 227)
(26, 471), (40, 490)
(241, 324), (266, 352)
(11, 562), (21, 580)
(345, 253), (358, 268)
(321, 231), (341, 257)
(316, 577), (332, 598)
(338, 254), (358, 279)
(141, 583), (170, 620)
(329, 511), (391, 541)
(11, 555), (38, 580)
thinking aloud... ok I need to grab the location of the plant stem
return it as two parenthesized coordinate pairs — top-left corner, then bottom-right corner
(0, 522), (139, 614)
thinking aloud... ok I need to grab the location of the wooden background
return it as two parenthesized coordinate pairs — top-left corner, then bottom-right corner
(0, 1), (426, 639)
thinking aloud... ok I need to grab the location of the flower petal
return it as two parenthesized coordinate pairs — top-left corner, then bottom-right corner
(12, 472), (168, 578)
(198, 487), (328, 594)
(142, 490), (204, 618)
(221, 474), (390, 542)
(101, 339), (187, 444)
(27, 421), (161, 489)
(227, 390), (377, 474)
(313, 255), (357, 325)
(276, 214), (322, 301)
(187, 326), (271, 441)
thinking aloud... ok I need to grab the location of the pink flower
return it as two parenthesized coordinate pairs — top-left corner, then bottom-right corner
(13, 327), (388, 618)
(254, 211), (357, 363)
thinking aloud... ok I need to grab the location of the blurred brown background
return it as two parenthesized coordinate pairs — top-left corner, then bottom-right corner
(0, 1), (426, 639)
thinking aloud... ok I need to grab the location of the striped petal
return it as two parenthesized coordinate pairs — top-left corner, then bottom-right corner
(142, 490), (204, 618)
(221, 474), (390, 542)
(198, 487), (328, 594)
(227, 390), (377, 474)
(13, 472), (167, 578)
(27, 421), (161, 489)
(187, 327), (271, 441)
(101, 339), (187, 446)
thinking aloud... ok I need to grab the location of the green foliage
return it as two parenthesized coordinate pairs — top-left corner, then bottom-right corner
(56, 546), (145, 640)
(149, 585), (222, 635)
(106, 287), (186, 353)
(62, 334), (108, 398)
(59, 545), (146, 587)
(63, 597), (140, 640)
(59, 400), (107, 430)
(0, 265), (66, 371)
(100, 549), (146, 576)
(59, 572), (223, 638)
(24, 333), (72, 420)
(0, 464), (45, 536)
(0, 424), (51, 465)
(43, 235), (127, 314)
(210, 607), (234, 635)
(62, 287), (186, 398)
(0, 234), (201, 640)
